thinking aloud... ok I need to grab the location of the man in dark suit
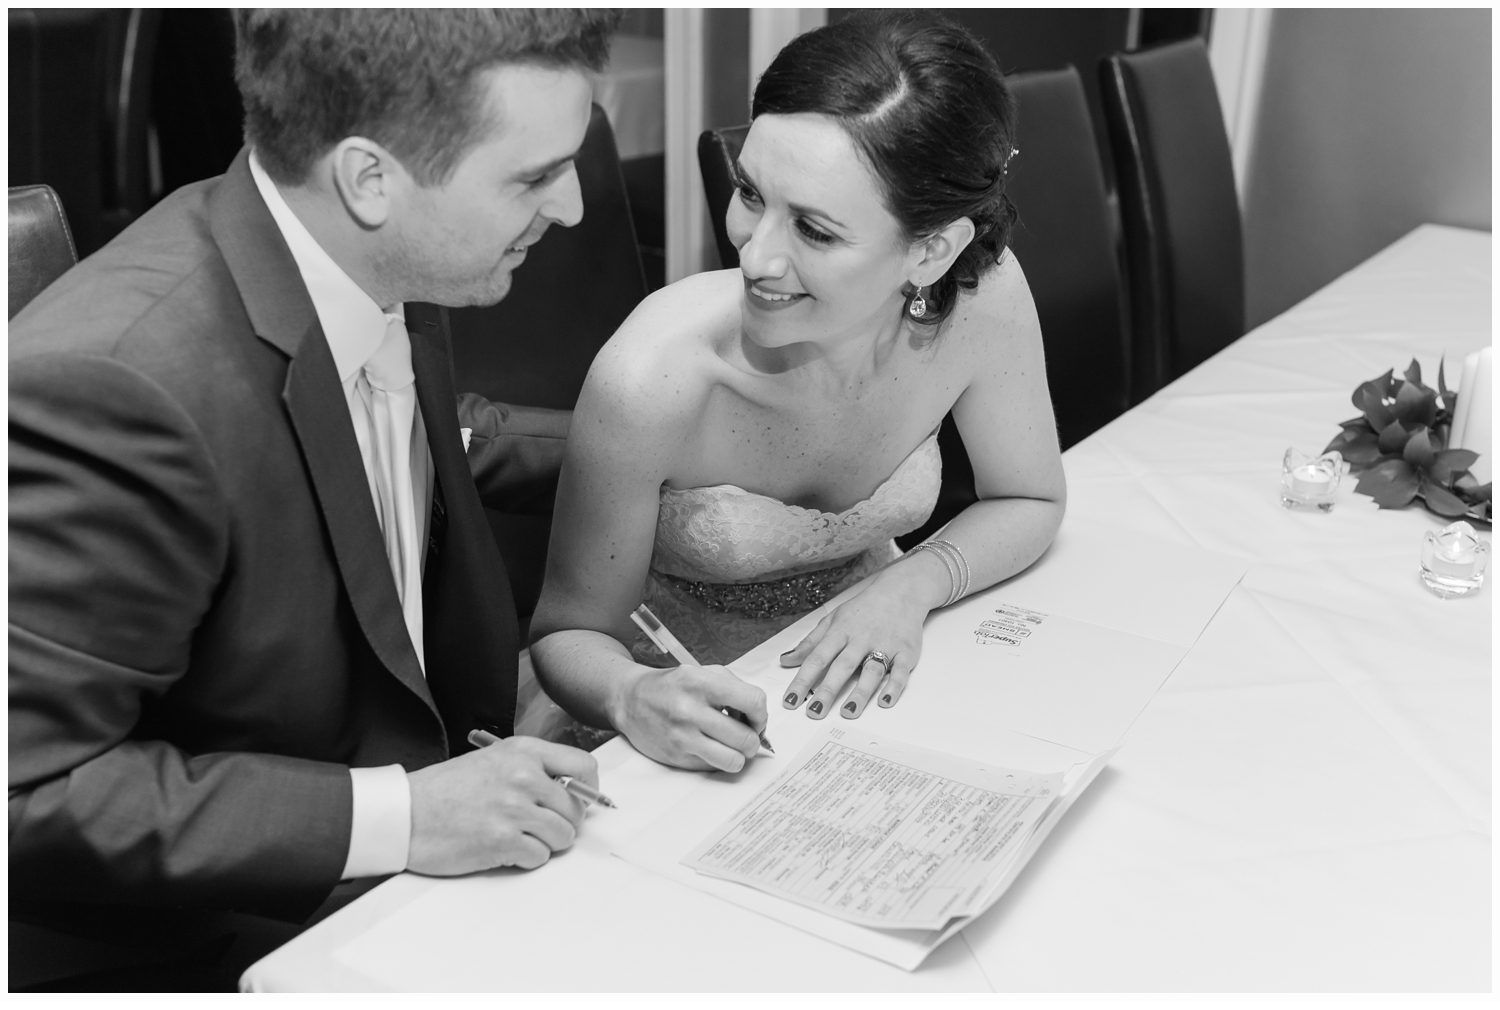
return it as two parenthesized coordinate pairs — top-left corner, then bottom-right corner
(9, 10), (615, 985)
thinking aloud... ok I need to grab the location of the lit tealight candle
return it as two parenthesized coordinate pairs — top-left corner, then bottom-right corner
(1280, 448), (1342, 512)
(1289, 464), (1332, 496)
(1420, 520), (1490, 597)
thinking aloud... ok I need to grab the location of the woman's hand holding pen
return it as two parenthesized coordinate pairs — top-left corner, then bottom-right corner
(608, 663), (768, 774)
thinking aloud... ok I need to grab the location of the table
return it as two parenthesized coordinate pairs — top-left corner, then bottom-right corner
(244, 225), (1491, 991)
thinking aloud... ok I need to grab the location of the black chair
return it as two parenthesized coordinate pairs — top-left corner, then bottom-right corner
(1101, 38), (1244, 403)
(150, 9), (244, 197)
(8, 184), (77, 319)
(99, 8), (163, 239)
(9, 9), (161, 256)
(1006, 66), (1131, 451)
(698, 125), (749, 270)
(696, 70), (1130, 543)
(438, 104), (648, 623)
(10, 9), (109, 255)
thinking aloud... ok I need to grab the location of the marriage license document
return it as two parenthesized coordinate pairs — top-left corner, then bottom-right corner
(682, 728), (1065, 931)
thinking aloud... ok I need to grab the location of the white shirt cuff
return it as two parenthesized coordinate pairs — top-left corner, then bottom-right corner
(341, 764), (412, 880)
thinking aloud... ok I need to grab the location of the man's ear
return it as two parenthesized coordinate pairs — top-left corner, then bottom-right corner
(910, 216), (977, 288)
(328, 137), (410, 230)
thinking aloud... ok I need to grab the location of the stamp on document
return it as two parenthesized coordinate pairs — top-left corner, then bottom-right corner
(973, 603), (1047, 648)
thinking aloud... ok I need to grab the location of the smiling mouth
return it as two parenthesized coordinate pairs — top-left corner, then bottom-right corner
(747, 282), (806, 305)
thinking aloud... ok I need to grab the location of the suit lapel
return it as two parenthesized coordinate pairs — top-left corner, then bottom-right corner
(209, 148), (438, 722)
(281, 328), (436, 714)
(408, 306), (469, 536)
(408, 302), (521, 740)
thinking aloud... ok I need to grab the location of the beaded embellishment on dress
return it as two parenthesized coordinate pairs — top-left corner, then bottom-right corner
(633, 430), (942, 666)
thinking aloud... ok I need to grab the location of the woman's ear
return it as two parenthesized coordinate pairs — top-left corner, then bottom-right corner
(910, 216), (977, 287)
(328, 136), (410, 230)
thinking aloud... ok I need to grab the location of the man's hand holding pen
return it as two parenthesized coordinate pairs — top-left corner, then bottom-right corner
(406, 734), (600, 876)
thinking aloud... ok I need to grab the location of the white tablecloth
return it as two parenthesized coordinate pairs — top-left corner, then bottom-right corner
(244, 224), (1491, 992)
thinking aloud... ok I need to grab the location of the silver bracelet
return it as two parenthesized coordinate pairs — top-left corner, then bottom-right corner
(928, 539), (972, 602)
(908, 539), (968, 607)
(905, 542), (957, 605)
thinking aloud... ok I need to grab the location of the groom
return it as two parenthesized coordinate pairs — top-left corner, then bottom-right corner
(9, 9), (616, 974)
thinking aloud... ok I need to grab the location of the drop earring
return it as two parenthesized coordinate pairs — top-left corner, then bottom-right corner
(908, 287), (927, 319)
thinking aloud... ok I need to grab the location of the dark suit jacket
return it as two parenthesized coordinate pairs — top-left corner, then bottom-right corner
(8, 150), (569, 922)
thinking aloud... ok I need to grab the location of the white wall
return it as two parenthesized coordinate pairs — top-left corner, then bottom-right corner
(1237, 9), (1491, 328)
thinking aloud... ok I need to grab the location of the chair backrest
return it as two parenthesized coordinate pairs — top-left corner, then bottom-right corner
(1006, 66), (1130, 450)
(698, 125), (750, 270)
(9, 184), (78, 319)
(436, 104), (647, 623)
(1101, 38), (1243, 402)
(9, 9), (107, 255)
(903, 68), (1133, 546)
(101, 9), (163, 231)
(9, 9), (162, 255)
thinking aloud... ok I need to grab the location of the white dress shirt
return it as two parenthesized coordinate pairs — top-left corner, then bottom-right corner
(249, 153), (428, 879)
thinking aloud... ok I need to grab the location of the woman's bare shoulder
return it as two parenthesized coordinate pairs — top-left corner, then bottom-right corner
(575, 269), (743, 454)
(943, 253), (1044, 361)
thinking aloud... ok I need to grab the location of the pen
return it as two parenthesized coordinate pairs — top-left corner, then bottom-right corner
(629, 604), (775, 755)
(466, 728), (618, 808)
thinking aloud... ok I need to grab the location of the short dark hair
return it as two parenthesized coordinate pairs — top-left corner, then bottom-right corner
(234, 9), (617, 186)
(752, 11), (1018, 325)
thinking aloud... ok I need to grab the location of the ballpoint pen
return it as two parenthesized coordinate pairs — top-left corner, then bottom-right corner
(466, 728), (618, 808)
(629, 603), (775, 755)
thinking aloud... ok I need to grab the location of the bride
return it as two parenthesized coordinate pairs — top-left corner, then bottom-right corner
(528, 10), (1065, 772)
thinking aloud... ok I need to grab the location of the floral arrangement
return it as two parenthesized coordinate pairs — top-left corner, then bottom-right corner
(1324, 359), (1489, 522)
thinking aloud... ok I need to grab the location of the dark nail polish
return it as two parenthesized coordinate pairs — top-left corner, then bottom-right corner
(843, 701), (857, 714)
(809, 700), (823, 715)
(881, 693), (893, 705)
(784, 692), (799, 706)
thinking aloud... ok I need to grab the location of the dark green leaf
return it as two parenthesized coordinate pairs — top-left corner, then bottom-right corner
(1355, 458), (1419, 509)
(1420, 479), (1470, 517)
(1377, 419), (1415, 454)
(1403, 358), (1422, 386)
(1430, 448), (1480, 485)
(1358, 384), (1396, 430)
(1402, 427), (1435, 469)
(1330, 429), (1384, 467)
(1325, 425), (1363, 453)
(1463, 481), (1492, 504)
(1438, 356), (1452, 402)
(1390, 381), (1437, 427)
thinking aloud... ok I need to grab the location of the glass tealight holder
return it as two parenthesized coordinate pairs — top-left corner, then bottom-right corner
(1280, 448), (1342, 512)
(1419, 520), (1490, 598)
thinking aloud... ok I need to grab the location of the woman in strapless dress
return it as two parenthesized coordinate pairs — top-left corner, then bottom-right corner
(528, 11), (1066, 772)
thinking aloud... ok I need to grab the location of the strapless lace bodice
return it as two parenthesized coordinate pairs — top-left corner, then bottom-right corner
(633, 431), (941, 666)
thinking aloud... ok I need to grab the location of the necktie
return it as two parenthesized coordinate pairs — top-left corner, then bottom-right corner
(354, 315), (426, 671)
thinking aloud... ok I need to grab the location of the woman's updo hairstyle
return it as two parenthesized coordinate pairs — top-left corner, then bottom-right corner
(752, 10), (1018, 326)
